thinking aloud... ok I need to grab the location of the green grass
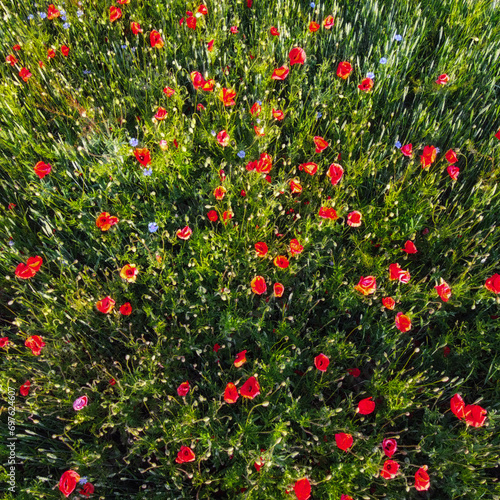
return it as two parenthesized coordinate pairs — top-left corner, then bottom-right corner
(1, 0), (500, 498)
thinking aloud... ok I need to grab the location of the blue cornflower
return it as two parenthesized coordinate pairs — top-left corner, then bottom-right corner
(83, 69), (91, 75)
(148, 222), (158, 233)
(78, 477), (88, 485)
(380, 57), (387, 64)
(61, 14), (66, 21)
(63, 22), (70, 29)
(39, 11), (47, 19)
(60, 10), (66, 15)
(8, 240), (14, 247)
(28, 14), (34, 20)
(76, 9), (83, 17)
(256, 118), (261, 123)
(211, 130), (216, 136)
(237, 150), (246, 159)
(395, 140), (402, 148)
(316, 112), (322, 119)
(366, 72), (375, 79)
(131, 47), (137, 53)
(435, 147), (441, 153)
(143, 168), (153, 176)
(256, 100), (262, 105)
(394, 34), (402, 42)
(129, 138), (139, 147)
(310, 2), (315, 7)
(121, 44), (127, 49)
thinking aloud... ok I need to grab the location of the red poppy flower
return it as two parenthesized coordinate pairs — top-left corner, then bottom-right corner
(299, 162), (318, 175)
(337, 61), (353, 79)
(96, 296), (115, 314)
(96, 212), (119, 231)
(270, 26), (280, 36)
(290, 239), (303, 256)
(447, 165), (460, 180)
(109, 6), (122, 22)
(327, 163), (344, 185)
(206, 39), (214, 51)
(443, 346), (451, 357)
(435, 74), (449, 85)
(240, 376), (260, 399)
(109, 378), (116, 385)
(256, 152), (273, 173)
(219, 88), (237, 106)
(354, 276), (376, 295)
(464, 404), (487, 427)
(450, 393), (466, 419)
(207, 210), (218, 222)
(213, 343), (221, 353)
(190, 71), (204, 89)
(402, 240), (417, 253)
(255, 242), (268, 257)
(213, 186), (226, 200)
(313, 136), (328, 153)
(294, 478), (311, 500)
(25, 335), (45, 356)
(382, 297), (395, 310)
(177, 381), (190, 397)
(20, 380), (31, 396)
(130, 22), (143, 35)
(415, 466), (430, 491)
(274, 255), (290, 269)
(323, 15), (335, 29)
(289, 47), (306, 65)
(19, 67), (32, 82)
(309, 21), (320, 32)
(358, 77), (374, 91)
(230, 25), (239, 34)
(290, 178), (302, 194)
(395, 312), (412, 332)
(134, 148), (151, 166)
(6, 54), (17, 65)
(224, 382), (239, 403)
(335, 433), (353, 451)
(340, 496), (353, 500)
(202, 79), (215, 91)
(496, 128), (500, 140)
(234, 350), (247, 367)
(154, 107), (168, 121)
(162, 87), (175, 97)
(47, 48), (56, 59)
(12, 44), (21, 51)
(186, 15), (197, 29)
(382, 438), (397, 458)
(34, 161), (52, 179)
(176, 226), (193, 240)
(59, 470), (81, 498)
(176, 445), (195, 463)
(318, 207), (338, 220)
(120, 264), (138, 283)
(120, 302), (132, 315)
(485, 274), (500, 293)
(0, 337), (9, 348)
(251, 276), (267, 295)
(15, 256), (43, 279)
(421, 145), (437, 169)
(401, 143), (412, 156)
(381, 460), (399, 479)
(314, 353), (329, 372)
(47, 4), (60, 19)
(150, 30), (164, 49)
(254, 125), (265, 136)
(216, 130), (230, 147)
(272, 66), (289, 80)
(61, 45), (70, 56)
(358, 397), (375, 415)
(272, 109), (285, 120)
(389, 263), (410, 283)
(435, 281), (451, 302)
(274, 282), (284, 297)
(250, 102), (261, 116)
(445, 149), (457, 163)
(78, 483), (95, 497)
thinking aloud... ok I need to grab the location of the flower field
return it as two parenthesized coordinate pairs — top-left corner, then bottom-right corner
(1, 0), (500, 498)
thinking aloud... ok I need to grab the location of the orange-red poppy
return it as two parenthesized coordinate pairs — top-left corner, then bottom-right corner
(6, 54), (17, 65)
(272, 109), (284, 120)
(402, 240), (417, 253)
(421, 145), (437, 169)
(294, 478), (311, 500)
(216, 130), (230, 147)
(485, 274), (500, 293)
(250, 102), (261, 116)
(327, 163), (344, 185)
(59, 470), (80, 498)
(154, 107), (168, 121)
(389, 263), (410, 283)
(337, 61), (353, 79)
(299, 162), (318, 175)
(382, 438), (397, 457)
(34, 161), (52, 179)
(25, 335), (45, 356)
(358, 397), (375, 415)
(47, 4), (60, 19)
(318, 207), (338, 220)
(335, 433), (353, 451)
(19, 67), (32, 82)
(289, 47), (306, 65)
(234, 350), (247, 367)
(134, 148), (151, 166)
(20, 380), (31, 396)
(15, 256), (43, 279)
(382, 297), (395, 310)
(240, 376), (260, 399)
(354, 276), (376, 295)
(177, 381), (190, 397)
(395, 312), (412, 332)
(256, 152), (272, 173)
(290, 239), (303, 256)
(96, 296), (115, 314)
(176, 445), (195, 463)
(274, 282), (284, 297)
(309, 21), (320, 32)
(119, 303), (132, 315)
(61, 45), (70, 56)
(150, 30), (164, 49)
(270, 26), (279, 36)
(347, 211), (362, 227)
(414, 466), (430, 491)
(314, 353), (329, 372)
(255, 242), (268, 257)
(176, 226), (193, 240)
(435, 74), (449, 85)
(380, 460), (399, 479)
(313, 136), (328, 153)
(251, 276), (267, 294)
(219, 88), (236, 106)
(358, 77), (373, 91)
(435, 280), (451, 302)
(109, 6), (122, 22)
(274, 255), (289, 269)
(120, 264), (138, 283)
(96, 212), (119, 231)
(323, 15), (335, 29)
(214, 186), (226, 200)
(131, 22), (143, 34)
(47, 48), (56, 59)
(290, 178), (302, 194)
(224, 382), (239, 403)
